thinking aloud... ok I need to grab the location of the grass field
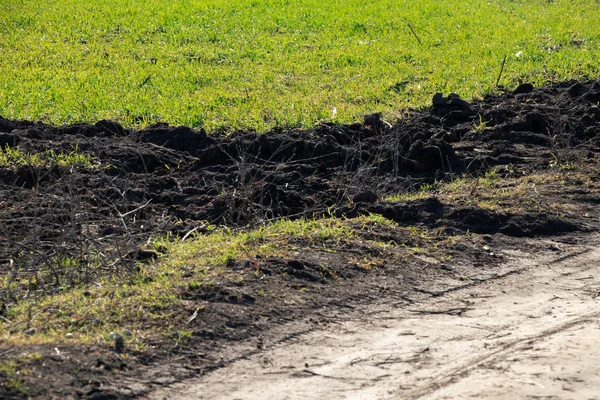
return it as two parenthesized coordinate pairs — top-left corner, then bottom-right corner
(1, 0), (599, 132)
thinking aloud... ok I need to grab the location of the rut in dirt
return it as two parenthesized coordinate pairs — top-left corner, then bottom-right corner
(145, 241), (600, 400)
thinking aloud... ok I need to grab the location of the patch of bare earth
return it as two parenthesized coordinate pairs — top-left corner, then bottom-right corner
(147, 238), (600, 400)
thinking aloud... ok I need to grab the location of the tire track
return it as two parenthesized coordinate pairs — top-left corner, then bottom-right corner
(146, 241), (600, 400)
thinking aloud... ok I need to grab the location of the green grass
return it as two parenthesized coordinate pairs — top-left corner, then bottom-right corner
(384, 157), (600, 214)
(0, 214), (451, 347)
(0, 217), (355, 345)
(0, 144), (96, 168)
(1, 0), (599, 132)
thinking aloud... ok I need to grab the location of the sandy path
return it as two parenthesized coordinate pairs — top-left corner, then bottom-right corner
(147, 239), (600, 399)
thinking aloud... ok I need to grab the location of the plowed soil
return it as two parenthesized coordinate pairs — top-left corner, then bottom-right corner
(2, 80), (600, 399)
(2, 80), (600, 260)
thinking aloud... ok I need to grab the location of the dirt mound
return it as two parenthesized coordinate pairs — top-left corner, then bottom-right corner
(2, 81), (600, 271)
(2, 80), (600, 399)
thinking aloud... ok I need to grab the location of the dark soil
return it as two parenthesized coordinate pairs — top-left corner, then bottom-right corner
(1, 80), (600, 399)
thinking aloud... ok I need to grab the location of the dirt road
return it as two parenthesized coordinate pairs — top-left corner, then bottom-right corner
(147, 237), (600, 399)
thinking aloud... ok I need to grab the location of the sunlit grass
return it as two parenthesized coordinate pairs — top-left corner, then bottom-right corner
(1, 0), (599, 132)
(384, 158), (600, 214)
(0, 144), (96, 168)
(0, 214), (460, 347)
(0, 217), (357, 345)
